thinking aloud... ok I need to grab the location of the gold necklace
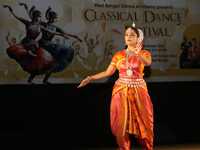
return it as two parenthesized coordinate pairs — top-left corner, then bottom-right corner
(126, 49), (133, 77)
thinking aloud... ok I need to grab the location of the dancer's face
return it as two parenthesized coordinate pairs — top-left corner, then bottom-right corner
(49, 17), (57, 23)
(124, 27), (138, 47)
(33, 16), (41, 23)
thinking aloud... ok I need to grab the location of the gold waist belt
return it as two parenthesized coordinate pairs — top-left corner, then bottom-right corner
(116, 78), (146, 87)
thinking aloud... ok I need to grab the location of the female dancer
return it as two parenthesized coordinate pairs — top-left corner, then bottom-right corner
(78, 23), (154, 150)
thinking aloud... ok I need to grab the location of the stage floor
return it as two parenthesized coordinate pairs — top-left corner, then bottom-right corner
(82, 144), (200, 150)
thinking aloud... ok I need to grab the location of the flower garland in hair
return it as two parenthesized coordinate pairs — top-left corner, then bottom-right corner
(132, 22), (144, 53)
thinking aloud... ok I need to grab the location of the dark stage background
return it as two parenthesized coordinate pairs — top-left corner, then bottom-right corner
(0, 81), (200, 148)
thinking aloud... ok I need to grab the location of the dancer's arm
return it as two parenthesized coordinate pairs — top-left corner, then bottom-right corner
(19, 3), (29, 16)
(77, 64), (116, 88)
(134, 50), (152, 66)
(3, 5), (28, 24)
(56, 27), (82, 42)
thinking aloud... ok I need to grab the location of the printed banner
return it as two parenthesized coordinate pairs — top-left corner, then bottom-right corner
(0, 0), (199, 84)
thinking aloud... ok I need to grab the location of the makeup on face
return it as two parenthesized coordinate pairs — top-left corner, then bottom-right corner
(125, 28), (138, 45)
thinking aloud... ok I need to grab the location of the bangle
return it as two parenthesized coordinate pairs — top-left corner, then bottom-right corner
(87, 76), (92, 81)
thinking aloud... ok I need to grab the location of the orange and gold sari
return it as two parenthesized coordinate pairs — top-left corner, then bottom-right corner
(110, 49), (153, 150)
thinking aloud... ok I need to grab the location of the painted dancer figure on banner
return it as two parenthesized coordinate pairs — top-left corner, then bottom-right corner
(38, 7), (82, 83)
(3, 4), (54, 84)
(4, 4), (43, 57)
(180, 37), (200, 68)
(78, 22), (154, 150)
(83, 33), (101, 70)
(95, 40), (115, 70)
(188, 38), (200, 68)
(18, 4), (82, 83)
(179, 36), (192, 68)
(70, 40), (93, 78)
(3, 4), (82, 84)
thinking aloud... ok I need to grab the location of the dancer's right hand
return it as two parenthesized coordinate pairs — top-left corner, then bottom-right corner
(3, 5), (13, 12)
(77, 76), (92, 88)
